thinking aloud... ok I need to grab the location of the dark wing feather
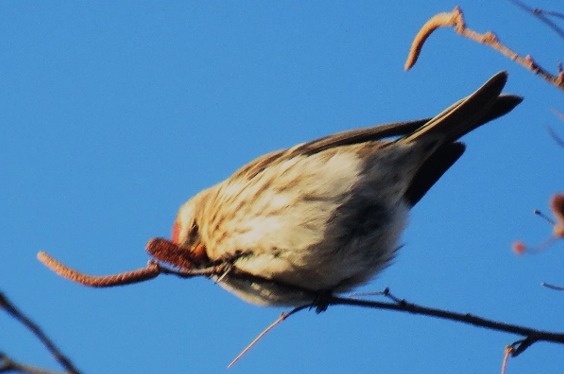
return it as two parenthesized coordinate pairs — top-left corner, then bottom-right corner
(232, 119), (429, 180)
(233, 72), (522, 182)
(290, 119), (429, 156)
(404, 142), (465, 206)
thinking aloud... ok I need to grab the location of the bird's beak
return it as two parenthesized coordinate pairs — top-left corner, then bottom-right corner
(190, 242), (208, 264)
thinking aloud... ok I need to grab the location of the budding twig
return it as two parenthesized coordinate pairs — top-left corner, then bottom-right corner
(512, 193), (564, 257)
(405, 6), (564, 92)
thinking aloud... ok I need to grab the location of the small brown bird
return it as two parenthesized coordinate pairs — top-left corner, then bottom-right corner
(171, 72), (521, 306)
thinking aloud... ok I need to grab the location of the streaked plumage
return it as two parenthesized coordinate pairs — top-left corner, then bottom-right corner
(172, 72), (521, 306)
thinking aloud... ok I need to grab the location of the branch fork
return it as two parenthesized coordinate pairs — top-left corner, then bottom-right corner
(37, 244), (564, 368)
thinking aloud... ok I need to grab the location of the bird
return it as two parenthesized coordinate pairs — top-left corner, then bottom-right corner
(170, 71), (522, 307)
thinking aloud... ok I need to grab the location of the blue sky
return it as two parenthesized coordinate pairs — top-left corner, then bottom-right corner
(2, 1), (564, 373)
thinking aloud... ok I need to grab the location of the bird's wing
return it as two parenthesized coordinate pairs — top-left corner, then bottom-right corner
(233, 72), (522, 182)
(232, 118), (429, 180)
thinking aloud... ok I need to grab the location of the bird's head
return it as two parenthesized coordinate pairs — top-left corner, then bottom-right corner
(171, 197), (210, 267)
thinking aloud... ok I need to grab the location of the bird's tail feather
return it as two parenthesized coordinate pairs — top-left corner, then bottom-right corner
(401, 71), (522, 145)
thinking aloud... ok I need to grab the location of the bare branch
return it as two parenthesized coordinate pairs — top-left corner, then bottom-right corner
(541, 282), (564, 290)
(405, 6), (564, 92)
(228, 287), (564, 366)
(0, 293), (81, 374)
(39, 238), (564, 367)
(0, 352), (64, 374)
(326, 293), (564, 355)
(507, 0), (564, 41)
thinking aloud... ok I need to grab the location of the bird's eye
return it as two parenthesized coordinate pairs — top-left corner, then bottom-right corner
(189, 222), (199, 239)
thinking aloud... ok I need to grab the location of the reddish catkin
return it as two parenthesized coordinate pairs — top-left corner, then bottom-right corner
(550, 194), (564, 238)
(37, 251), (160, 287)
(512, 241), (526, 255)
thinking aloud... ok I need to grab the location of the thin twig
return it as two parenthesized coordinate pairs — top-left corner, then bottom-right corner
(541, 282), (564, 291)
(227, 305), (310, 368)
(538, 11), (564, 20)
(547, 126), (564, 148)
(0, 293), (81, 374)
(347, 288), (390, 298)
(0, 352), (64, 374)
(404, 6), (564, 92)
(552, 108), (564, 122)
(500, 346), (513, 374)
(507, 0), (564, 41)
(534, 208), (557, 226)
